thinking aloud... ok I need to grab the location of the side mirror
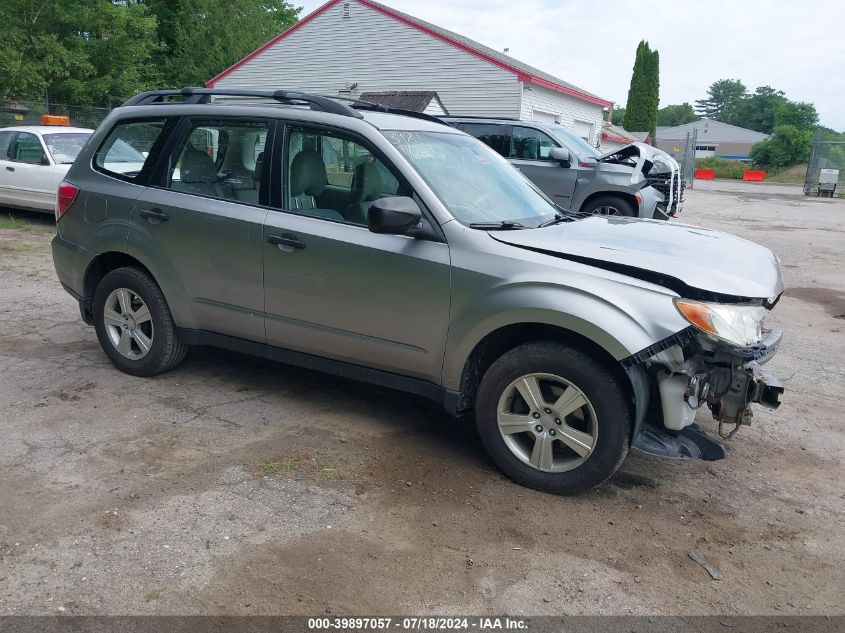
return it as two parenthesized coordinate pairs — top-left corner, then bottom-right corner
(368, 196), (423, 235)
(549, 147), (570, 165)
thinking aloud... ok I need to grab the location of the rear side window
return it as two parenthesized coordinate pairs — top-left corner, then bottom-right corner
(457, 123), (509, 157)
(163, 119), (271, 206)
(94, 119), (172, 182)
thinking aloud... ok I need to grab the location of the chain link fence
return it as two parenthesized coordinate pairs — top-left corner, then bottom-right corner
(1, 99), (111, 130)
(804, 129), (845, 197)
(679, 129), (697, 189)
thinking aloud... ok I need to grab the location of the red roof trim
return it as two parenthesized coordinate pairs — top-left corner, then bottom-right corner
(206, 0), (343, 87)
(207, 0), (612, 108)
(601, 132), (633, 144)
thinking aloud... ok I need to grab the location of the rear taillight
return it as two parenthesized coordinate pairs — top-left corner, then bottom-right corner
(56, 181), (79, 221)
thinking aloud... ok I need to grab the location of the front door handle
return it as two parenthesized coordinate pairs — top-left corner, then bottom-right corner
(267, 233), (306, 251)
(139, 208), (169, 223)
(5, 166), (14, 172)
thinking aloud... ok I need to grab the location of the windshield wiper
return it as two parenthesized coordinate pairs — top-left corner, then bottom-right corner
(538, 211), (580, 227)
(469, 221), (526, 231)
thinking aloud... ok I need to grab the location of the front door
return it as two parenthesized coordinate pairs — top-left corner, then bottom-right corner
(508, 125), (578, 209)
(0, 132), (54, 211)
(262, 124), (451, 382)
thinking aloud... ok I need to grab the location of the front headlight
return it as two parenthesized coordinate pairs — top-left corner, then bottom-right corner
(674, 299), (767, 347)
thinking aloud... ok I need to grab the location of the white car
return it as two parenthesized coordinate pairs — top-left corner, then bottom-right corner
(0, 124), (95, 214)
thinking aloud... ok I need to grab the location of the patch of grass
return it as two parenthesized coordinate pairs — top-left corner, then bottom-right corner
(767, 163), (808, 184)
(145, 589), (163, 602)
(0, 213), (28, 230)
(695, 156), (750, 179)
(257, 452), (358, 481)
(0, 264), (13, 271)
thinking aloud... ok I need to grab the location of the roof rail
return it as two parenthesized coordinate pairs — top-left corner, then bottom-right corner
(325, 95), (446, 125)
(439, 115), (519, 121)
(121, 87), (364, 119)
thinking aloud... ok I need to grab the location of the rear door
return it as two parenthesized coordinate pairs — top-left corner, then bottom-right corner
(0, 131), (17, 207)
(127, 116), (273, 342)
(261, 123), (451, 382)
(508, 125), (578, 208)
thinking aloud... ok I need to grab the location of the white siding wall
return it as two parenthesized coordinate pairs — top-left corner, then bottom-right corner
(519, 84), (604, 145)
(216, 1), (522, 117)
(599, 138), (627, 154)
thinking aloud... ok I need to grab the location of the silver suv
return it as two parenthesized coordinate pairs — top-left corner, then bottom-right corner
(51, 88), (784, 494)
(445, 116), (682, 219)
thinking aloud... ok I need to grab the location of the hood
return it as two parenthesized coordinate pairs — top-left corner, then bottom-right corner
(490, 216), (783, 301)
(598, 141), (659, 163)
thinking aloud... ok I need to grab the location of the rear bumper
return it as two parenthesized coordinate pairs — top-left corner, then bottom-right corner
(51, 233), (91, 301)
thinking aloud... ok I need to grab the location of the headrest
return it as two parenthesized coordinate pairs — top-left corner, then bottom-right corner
(290, 150), (327, 197)
(351, 161), (383, 203)
(180, 148), (218, 184)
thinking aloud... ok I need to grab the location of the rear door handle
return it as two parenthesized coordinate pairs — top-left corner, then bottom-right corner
(5, 166), (14, 172)
(139, 208), (169, 223)
(267, 233), (306, 251)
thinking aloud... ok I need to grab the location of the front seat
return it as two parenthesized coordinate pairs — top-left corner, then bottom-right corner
(174, 148), (231, 198)
(344, 161), (383, 225)
(289, 150), (343, 220)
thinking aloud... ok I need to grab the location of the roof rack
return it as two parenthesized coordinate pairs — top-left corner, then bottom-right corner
(121, 87), (364, 119)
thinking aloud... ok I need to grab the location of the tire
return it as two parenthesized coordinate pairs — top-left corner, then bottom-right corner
(474, 341), (631, 495)
(92, 267), (188, 377)
(581, 195), (635, 217)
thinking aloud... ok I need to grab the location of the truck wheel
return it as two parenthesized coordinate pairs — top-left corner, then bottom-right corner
(581, 195), (635, 217)
(474, 341), (631, 495)
(92, 267), (188, 377)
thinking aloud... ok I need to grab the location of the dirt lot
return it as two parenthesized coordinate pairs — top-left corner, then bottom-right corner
(1, 181), (843, 616)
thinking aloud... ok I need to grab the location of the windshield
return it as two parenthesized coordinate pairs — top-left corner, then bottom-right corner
(545, 125), (603, 159)
(42, 133), (91, 164)
(384, 130), (561, 228)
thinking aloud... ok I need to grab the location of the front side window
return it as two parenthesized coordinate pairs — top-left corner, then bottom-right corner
(509, 127), (558, 161)
(546, 125), (604, 159)
(457, 123), (509, 157)
(283, 127), (405, 225)
(385, 130), (560, 227)
(43, 133), (92, 165)
(95, 119), (170, 181)
(11, 133), (45, 164)
(164, 119), (270, 205)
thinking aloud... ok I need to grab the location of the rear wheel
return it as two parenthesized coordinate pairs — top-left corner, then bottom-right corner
(92, 267), (187, 376)
(581, 195), (635, 217)
(474, 341), (631, 494)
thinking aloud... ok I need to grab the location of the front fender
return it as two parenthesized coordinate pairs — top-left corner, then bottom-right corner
(441, 257), (690, 391)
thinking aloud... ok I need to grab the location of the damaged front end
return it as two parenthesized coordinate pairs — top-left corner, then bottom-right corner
(624, 307), (784, 461)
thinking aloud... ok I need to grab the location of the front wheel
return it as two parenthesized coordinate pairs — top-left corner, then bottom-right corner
(92, 267), (188, 376)
(581, 195), (635, 217)
(474, 341), (631, 495)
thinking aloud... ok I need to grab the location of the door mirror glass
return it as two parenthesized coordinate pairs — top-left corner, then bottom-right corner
(367, 196), (422, 235)
(549, 147), (570, 165)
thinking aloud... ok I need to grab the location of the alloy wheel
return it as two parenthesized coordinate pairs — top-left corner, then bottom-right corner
(103, 288), (154, 360)
(496, 373), (598, 473)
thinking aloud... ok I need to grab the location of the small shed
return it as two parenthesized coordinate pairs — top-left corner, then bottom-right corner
(358, 91), (449, 116)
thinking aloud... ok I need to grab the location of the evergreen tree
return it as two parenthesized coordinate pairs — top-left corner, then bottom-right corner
(623, 41), (659, 143)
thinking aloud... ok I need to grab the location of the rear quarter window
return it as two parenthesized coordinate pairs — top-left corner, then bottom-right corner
(93, 119), (175, 182)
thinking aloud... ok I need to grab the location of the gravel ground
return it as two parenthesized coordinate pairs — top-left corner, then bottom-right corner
(0, 181), (843, 616)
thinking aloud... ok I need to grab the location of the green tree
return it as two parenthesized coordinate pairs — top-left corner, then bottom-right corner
(774, 100), (819, 130)
(144, 0), (299, 87)
(624, 41), (659, 142)
(611, 107), (626, 126)
(694, 79), (747, 120)
(657, 103), (697, 127)
(749, 124), (813, 169)
(0, 0), (160, 105)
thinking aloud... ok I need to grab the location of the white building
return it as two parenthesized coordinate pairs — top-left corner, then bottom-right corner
(207, 0), (612, 146)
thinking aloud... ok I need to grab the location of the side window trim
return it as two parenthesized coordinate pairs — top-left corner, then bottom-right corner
(0, 132), (19, 161)
(92, 117), (177, 185)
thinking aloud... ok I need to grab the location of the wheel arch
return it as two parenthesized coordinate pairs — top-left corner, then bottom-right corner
(80, 252), (155, 323)
(577, 189), (638, 215)
(453, 322), (635, 424)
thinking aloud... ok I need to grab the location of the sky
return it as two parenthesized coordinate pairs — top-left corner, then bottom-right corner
(293, 0), (845, 130)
